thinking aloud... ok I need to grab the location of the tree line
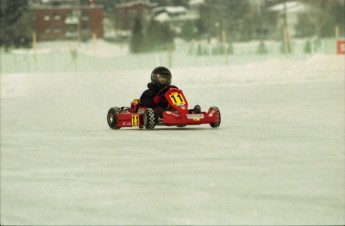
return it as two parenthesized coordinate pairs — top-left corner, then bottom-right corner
(131, 0), (344, 52)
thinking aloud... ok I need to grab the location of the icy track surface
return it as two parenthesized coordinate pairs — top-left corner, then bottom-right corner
(1, 55), (344, 225)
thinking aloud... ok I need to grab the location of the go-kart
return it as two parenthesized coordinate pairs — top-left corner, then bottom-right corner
(107, 86), (221, 130)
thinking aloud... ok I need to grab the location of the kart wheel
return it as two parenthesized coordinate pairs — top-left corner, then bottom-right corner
(143, 108), (156, 130)
(209, 106), (221, 128)
(107, 107), (121, 129)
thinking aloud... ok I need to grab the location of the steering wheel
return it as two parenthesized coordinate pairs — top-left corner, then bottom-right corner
(156, 85), (179, 110)
(157, 85), (178, 96)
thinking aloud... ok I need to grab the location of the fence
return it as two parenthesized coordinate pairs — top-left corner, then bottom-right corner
(0, 38), (343, 74)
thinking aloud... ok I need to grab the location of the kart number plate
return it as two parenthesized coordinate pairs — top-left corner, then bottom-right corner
(187, 114), (204, 119)
(169, 92), (186, 106)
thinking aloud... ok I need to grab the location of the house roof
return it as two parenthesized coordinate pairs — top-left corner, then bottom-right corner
(269, 1), (307, 13)
(189, 0), (205, 6)
(115, 1), (157, 9)
(153, 6), (186, 15)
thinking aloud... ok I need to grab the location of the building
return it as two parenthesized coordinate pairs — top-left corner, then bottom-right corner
(30, 0), (103, 41)
(153, 6), (199, 35)
(114, 1), (157, 37)
(268, 0), (307, 37)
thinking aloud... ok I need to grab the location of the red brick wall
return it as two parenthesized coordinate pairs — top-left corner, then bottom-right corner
(32, 7), (103, 41)
(32, 9), (67, 40)
(82, 8), (103, 39)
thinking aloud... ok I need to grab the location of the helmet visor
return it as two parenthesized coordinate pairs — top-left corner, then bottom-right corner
(156, 73), (171, 85)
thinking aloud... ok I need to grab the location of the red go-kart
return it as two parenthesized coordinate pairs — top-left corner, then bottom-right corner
(107, 86), (221, 130)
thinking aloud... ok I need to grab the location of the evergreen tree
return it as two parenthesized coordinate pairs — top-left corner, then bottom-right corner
(180, 22), (197, 41)
(130, 18), (144, 53)
(145, 19), (174, 51)
(198, 0), (254, 41)
(294, 13), (317, 38)
(296, 0), (345, 38)
(0, 0), (32, 49)
(130, 17), (175, 53)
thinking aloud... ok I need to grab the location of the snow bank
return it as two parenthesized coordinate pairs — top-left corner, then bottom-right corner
(11, 40), (129, 58)
(1, 54), (343, 99)
(174, 54), (344, 86)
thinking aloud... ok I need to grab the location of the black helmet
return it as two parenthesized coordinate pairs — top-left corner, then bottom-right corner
(151, 66), (172, 86)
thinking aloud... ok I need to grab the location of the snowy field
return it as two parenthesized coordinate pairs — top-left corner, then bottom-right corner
(1, 42), (345, 225)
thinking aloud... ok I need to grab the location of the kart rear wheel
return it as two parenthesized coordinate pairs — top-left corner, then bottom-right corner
(107, 107), (121, 129)
(209, 106), (221, 128)
(143, 108), (156, 130)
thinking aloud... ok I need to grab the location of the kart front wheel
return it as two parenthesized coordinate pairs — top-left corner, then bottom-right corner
(143, 108), (156, 130)
(209, 106), (221, 128)
(107, 107), (121, 129)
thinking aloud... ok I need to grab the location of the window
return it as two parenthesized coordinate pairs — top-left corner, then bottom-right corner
(53, 13), (61, 20)
(44, 15), (50, 21)
(66, 25), (76, 32)
(53, 27), (62, 33)
(82, 24), (90, 31)
(81, 12), (90, 21)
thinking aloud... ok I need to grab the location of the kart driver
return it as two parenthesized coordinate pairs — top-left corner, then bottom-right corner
(140, 66), (200, 120)
(140, 66), (172, 118)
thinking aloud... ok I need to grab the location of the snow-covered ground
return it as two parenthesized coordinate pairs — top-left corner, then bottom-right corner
(1, 42), (344, 225)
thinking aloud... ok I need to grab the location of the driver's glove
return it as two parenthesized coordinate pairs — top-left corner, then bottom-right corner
(153, 95), (161, 104)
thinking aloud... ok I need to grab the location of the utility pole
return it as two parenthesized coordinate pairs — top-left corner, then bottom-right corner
(283, 0), (291, 55)
(74, 0), (81, 43)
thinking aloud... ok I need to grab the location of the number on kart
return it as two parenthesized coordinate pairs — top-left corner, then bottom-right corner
(131, 115), (139, 126)
(169, 92), (186, 106)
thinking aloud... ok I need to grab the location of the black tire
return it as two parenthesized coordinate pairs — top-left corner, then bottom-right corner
(107, 107), (121, 129)
(209, 106), (221, 128)
(143, 108), (156, 130)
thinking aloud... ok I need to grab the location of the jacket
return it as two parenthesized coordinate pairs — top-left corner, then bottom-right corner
(140, 82), (169, 109)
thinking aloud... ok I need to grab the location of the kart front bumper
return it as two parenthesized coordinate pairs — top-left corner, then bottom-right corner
(162, 109), (219, 126)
